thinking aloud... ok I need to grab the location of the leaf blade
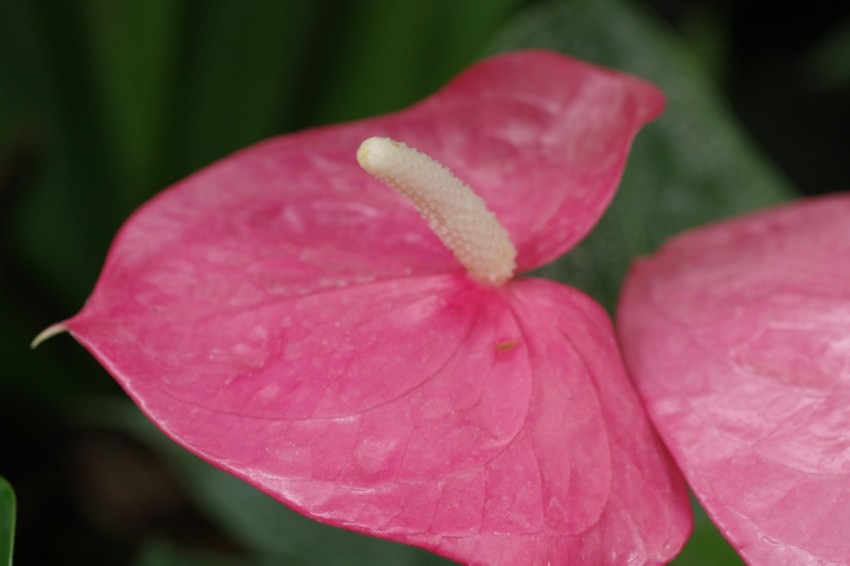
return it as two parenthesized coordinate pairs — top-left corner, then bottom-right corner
(0, 476), (16, 566)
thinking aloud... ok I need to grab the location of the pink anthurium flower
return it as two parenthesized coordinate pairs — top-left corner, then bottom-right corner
(39, 51), (691, 564)
(618, 194), (850, 564)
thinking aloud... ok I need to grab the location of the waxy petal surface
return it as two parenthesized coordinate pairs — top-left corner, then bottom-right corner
(68, 274), (690, 564)
(81, 51), (662, 291)
(618, 194), (850, 564)
(59, 51), (683, 563)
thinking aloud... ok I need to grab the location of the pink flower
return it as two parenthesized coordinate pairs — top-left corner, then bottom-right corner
(43, 51), (690, 564)
(619, 194), (850, 564)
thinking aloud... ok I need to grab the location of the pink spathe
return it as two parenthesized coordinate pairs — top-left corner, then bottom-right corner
(60, 51), (690, 564)
(619, 194), (850, 565)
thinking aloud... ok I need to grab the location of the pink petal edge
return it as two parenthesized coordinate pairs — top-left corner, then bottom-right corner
(86, 50), (663, 291)
(69, 276), (691, 564)
(60, 51), (688, 564)
(618, 194), (850, 565)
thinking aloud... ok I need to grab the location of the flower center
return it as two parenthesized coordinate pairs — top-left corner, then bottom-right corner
(357, 137), (517, 286)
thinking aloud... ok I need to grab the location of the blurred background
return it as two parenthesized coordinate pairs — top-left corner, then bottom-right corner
(1, 0), (848, 564)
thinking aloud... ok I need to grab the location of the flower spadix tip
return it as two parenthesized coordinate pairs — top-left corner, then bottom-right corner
(356, 136), (395, 170)
(357, 136), (517, 286)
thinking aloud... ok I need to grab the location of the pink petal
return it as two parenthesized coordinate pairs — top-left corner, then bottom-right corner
(618, 194), (850, 564)
(57, 50), (677, 563)
(67, 274), (690, 563)
(91, 51), (662, 290)
(407, 51), (664, 271)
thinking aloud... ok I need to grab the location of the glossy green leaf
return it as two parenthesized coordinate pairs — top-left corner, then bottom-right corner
(670, 499), (743, 566)
(0, 476), (16, 566)
(487, 0), (796, 309)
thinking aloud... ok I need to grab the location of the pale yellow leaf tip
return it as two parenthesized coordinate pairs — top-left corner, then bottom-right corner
(31, 323), (68, 349)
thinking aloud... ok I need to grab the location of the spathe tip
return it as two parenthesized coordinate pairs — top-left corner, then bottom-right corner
(31, 323), (68, 349)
